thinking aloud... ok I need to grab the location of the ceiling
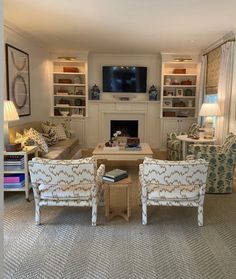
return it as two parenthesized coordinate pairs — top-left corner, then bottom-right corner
(4, 0), (236, 54)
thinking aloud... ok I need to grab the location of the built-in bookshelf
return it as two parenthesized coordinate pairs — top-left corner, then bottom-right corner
(52, 59), (88, 118)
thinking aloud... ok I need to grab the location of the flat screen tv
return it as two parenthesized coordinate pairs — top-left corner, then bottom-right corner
(103, 66), (147, 93)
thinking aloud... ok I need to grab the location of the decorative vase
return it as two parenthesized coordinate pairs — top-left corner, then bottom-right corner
(148, 85), (159, 101)
(91, 84), (100, 100)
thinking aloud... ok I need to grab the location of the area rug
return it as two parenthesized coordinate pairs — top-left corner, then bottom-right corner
(4, 154), (236, 279)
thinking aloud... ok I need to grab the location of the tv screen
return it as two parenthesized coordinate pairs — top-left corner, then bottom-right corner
(103, 66), (147, 93)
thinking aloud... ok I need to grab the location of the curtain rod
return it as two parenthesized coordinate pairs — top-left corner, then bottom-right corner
(203, 38), (235, 56)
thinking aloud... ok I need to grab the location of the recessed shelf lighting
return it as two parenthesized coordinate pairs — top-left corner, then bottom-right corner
(173, 58), (193, 62)
(57, 57), (77, 61)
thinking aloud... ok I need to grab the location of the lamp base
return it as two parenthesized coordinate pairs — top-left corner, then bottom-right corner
(5, 143), (22, 152)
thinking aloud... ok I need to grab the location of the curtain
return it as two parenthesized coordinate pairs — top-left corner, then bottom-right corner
(198, 55), (207, 117)
(216, 41), (235, 143)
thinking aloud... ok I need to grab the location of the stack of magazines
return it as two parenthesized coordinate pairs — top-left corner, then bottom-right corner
(103, 169), (128, 182)
(4, 155), (24, 171)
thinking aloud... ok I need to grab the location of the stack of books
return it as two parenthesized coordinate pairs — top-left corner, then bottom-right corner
(125, 145), (141, 151)
(4, 155), (24, 171)
(4, 174), (25, 189)
(103, 169), (128, 182)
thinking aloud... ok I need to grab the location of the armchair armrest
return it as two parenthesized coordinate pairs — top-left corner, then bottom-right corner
(96, 164), (105, 185)
(139, 164), (145, 187)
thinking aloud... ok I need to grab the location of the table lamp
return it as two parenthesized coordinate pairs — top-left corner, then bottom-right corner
(4, 100), (19, 148)
(199, 103), (221, 138)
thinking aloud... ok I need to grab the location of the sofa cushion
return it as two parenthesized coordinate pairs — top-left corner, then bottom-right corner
(42, 137), (79, 159)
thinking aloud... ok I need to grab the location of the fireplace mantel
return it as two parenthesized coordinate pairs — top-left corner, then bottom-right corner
(86, 101), (161, 148)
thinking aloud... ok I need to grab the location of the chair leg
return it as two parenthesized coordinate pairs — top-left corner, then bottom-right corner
(142, 202), (147, 225)
(198, 205), (204, 226)
(92, 203), (97, 226)
(35, 203), (41, 225)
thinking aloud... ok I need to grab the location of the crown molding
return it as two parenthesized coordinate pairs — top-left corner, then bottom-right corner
(201, 31), (235, 56)
(4, 20), (49, 50)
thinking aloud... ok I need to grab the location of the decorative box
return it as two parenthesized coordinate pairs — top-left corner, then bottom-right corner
(173, 68), (186, 74)
(163, 111), (176, 117)
(58, 79), (72, 84)
(127, 137), (140, 147)
(63, 67), (79, 73)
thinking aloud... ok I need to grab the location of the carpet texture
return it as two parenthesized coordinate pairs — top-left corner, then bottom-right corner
(4, 151), (236, 279)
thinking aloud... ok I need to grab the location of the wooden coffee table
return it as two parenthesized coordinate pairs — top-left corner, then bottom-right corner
(103, 176), (132, 222)
(92, 143), (153, 165)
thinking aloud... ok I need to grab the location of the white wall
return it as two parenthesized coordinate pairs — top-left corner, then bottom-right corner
(4, 24), (51, 126)
(88, 53), (161, 100)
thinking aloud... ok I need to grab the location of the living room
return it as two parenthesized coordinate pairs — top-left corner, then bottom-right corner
(2, 1), (236, 278)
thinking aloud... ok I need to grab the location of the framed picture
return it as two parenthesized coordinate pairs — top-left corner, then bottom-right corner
(176, 89), (183, 96)
(6, 44), (31, 117)
(164, 100), (173, 107)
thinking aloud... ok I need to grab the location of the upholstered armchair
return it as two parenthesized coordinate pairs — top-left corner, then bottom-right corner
(188, 133), (236, 193)
(29, 156), (105, 226)
(139, 157), (209, 226)
(167, 122), (200, 160)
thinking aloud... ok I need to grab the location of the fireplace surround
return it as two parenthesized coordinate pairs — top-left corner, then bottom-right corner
(110, 120), (138, 139)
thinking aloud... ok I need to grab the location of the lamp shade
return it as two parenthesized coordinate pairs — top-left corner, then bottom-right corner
(199, 103), (221, 117)
(4, 100), (19, 121)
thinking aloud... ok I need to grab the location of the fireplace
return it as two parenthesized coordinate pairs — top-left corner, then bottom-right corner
(110, 120), (138, 139)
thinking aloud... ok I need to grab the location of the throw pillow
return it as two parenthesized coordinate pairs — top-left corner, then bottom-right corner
(41, 122), (54, 134)
(54, 123), (67, 140)
(61, 120), (72, 138)
(42, 127), (58, 146)
(15, 132), (35, 148)
(26, 128), (48, 153)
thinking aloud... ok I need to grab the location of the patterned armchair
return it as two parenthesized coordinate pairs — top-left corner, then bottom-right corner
(29, 156), (105, 226)
(167, 122), (200, 160)
(139, 157), (209, 226)
(188, 133), (236, 193)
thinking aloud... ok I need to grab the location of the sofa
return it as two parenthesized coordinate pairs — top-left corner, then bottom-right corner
(9, 121), (79, 160)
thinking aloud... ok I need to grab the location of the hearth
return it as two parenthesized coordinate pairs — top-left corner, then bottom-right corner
(110, 120), (138, 139)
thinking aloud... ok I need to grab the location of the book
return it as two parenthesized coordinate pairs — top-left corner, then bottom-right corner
(4, 165), (25, 171)
(4, 180), (25, 188)
(125, 145), (141, 151)
(103, 169), (127, 179)
(103, 173), (128, 183)
(4, 174), (25, 183)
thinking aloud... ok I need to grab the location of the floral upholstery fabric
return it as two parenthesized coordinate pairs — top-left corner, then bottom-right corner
(139, 157), (209, 226)
(188, 133), (236, 194)
(29, 156), (105, 226)
(167, 122), (200, 161)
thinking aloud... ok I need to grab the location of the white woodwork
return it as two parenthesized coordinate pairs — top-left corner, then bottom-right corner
(51, 59), (88, 117)
(85, 101), (160, 148)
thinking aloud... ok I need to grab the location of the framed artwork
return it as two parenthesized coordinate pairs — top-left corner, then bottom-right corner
(6, 44), (31, 117)
(176, 89), (183, 96)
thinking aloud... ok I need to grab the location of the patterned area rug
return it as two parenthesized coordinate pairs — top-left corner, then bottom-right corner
(4, 150), (236, 279)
